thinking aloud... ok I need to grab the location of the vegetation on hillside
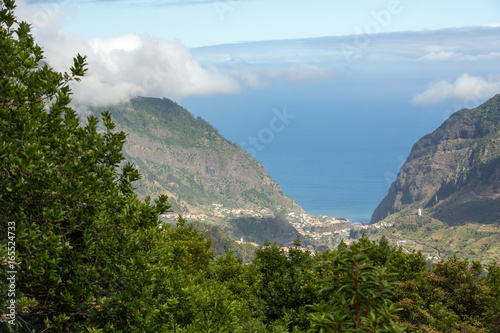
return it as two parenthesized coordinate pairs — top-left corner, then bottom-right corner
(368, 86), (499, 268)
(89, 96), (303, 215)
(230, 215), (300, 246)
(371, 94), (500, 225)
(372, 210), (500, 265)
(191, 221), (258, 263)
(1, 1), (499, 332)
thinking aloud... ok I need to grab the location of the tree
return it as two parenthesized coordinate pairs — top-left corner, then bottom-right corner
(308, 242), (406, 333)
(162, 216), (214, 273)
(251, 238), (318, 331)
(485, 263), (500, 332)
(356, 236), (426, 282)
(0, 1), (173, 331)
(0, 3), (265, 331)
(395, 255), (491, 332)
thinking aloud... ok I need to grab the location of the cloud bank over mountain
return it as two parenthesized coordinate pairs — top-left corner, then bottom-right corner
(15, 0), (334, 106)
(16, 0), (500, 108)
(413, 73), (500, 105)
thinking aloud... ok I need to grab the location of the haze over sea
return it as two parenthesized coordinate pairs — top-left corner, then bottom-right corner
(183, 72), (484, 223)
(177, 28), (500, 223)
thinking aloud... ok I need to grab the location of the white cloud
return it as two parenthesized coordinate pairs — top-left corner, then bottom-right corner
(14, 0), (333, 107)
(74, 36), (332, 105)
(418, 51), (457, 61)
(412, 73), (500, 105)
(278, 64), (334, 82)
(78, 34), (241, 104)
(46, 33), (243, 105)
(15, 1), (242, 106)
(221, 63), (334, 89)
(418, 51), (500, 62)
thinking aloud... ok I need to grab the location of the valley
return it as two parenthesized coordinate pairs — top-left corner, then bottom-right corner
(89, 94), (500, 266)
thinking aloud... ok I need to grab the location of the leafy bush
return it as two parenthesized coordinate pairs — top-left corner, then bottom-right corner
(308, 243), (406, 333)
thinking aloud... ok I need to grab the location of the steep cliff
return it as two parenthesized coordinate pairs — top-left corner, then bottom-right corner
(90, 97), (304, 214)
(371, 94), (500, 225)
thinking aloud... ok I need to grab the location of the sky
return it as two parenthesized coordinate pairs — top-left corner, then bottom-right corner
(25, 0), (500, 47)
(16, 0), (500, 108)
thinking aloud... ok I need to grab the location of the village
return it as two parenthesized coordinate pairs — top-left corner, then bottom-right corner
(286, 211), (351, 241)
(159, 203), (275, 222)
(159, 204), (395, 248)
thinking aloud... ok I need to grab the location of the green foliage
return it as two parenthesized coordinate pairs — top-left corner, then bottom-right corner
(162, 216), (214, 272)
(176, 279), (245, 332)
(231, 216), (300, 246)
(92, 95), (304, 214)
(395, 255), (492, 332)
(0, 3), (172, 330)
(209, 251), (266, 327)
(252, 239), (319, 330)
(485, 263), (500, 331)
(431, 256), (487, 319)
(128, 97), (222, 148)
(356, 236), (427, 282)
(308, 243), (406, 333)
(194, 222), (257, 263)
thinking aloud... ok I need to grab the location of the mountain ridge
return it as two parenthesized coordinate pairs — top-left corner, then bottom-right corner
(89, 96), (304, 215)
(371, 94), (500, 225)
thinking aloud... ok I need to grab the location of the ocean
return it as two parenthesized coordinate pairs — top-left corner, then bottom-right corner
(181, 77), (472, 223)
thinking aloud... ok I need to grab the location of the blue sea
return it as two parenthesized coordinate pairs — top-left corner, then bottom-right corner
(181, 73), (482, 223)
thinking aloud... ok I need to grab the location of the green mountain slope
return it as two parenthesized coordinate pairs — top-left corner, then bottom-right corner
(372, 215), (500, 263)
(369, 94), (500, 264)
(371, 94), (500, 225)
(89, 97), (304, 215)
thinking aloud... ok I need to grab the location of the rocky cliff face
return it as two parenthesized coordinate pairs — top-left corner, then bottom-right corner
(371, 94), (500, 225)
(91, 97), (304, 214)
